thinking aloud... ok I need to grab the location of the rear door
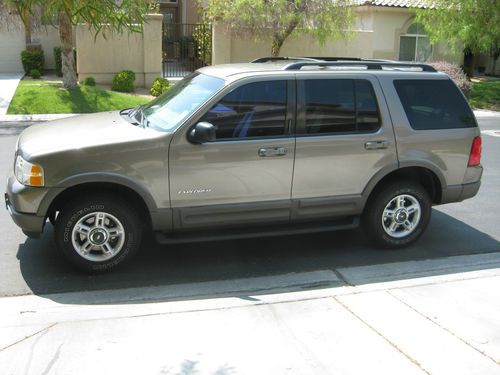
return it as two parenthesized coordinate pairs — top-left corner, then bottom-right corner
(291, 74), (397, 221)
(169, 77), (297, 229)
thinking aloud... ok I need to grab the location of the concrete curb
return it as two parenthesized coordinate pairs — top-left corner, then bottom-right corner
(2, 252), (499, 316)
(474, 109), (500, 118)
(0, 114), (77, 122)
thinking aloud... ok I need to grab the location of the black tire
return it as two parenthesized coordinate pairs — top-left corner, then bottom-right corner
(55, 194), (142, 273)
(362, 181), (431, 249)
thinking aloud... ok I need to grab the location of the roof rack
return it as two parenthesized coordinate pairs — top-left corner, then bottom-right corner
(251, 56), (324, 63)
(250, 56), (437, 72)
(283, 61), (437, 72)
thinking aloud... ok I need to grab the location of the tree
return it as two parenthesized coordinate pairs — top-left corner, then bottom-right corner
(201, 0), (354, 57)
(1, 0), (149, 88)
(415, 0), (500, 75)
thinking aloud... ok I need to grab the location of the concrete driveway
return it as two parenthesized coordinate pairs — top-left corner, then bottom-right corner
(0, 73), (23, 116)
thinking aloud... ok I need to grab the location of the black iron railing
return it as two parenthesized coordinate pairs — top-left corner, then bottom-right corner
(162, 23), (212, 78)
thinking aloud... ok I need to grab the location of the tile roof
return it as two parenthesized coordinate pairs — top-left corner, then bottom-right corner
(355, 0), (432, 8)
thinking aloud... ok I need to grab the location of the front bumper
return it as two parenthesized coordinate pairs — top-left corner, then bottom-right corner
(5, 175), (50, 238)
(5, 193), (46, 238)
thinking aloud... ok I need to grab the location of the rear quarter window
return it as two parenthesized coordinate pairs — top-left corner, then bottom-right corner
(394, 79), (476, 130)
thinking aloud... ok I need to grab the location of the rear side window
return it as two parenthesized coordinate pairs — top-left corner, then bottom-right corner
(355, 80), (381, 132)
(201, 80), (287, 140)
(301, 79), (381, 135)
(394, 79), (476, 130)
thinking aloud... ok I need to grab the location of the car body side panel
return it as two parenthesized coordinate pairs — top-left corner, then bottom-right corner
(11, 113), (173, 231)
(377, 74), (482, 188)
(168, 75), (296, 228)
(291, 74), (398, 220)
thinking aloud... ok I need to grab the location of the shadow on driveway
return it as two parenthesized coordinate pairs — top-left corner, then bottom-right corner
(16, 209), (500, 305)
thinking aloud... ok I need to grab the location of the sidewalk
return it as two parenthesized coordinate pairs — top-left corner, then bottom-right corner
(0, 73), (23, 116)
(1, 252), (499, 374)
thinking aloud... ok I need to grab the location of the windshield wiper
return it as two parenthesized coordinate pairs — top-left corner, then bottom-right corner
(139, 110), (151, 128)
(126, 105), (141, 122)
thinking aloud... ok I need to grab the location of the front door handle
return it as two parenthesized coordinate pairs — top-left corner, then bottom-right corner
(365, 140), (389, 150)
(258, 146), (287, 157)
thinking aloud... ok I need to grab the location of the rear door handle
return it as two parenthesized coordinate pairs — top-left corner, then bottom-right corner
(258, 146), (287, 157)
(365, 140), (389, 150)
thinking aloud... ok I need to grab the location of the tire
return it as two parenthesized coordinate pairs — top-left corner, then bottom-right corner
(362, 181), (431, 249)
(55, 194), (142, 273)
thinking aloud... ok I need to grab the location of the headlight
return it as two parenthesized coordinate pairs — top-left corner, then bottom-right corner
(15, 155), (44, 187)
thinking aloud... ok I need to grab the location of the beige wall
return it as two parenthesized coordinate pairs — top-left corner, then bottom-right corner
(475, 54), (500, 75)
(371, 7), (410, 60)
(370, 7), (461, 64)
(0, 16), (71, 72)
(213, 24), (373, 64)
(76, 14), (163, 88)
(184, 0), (201, 24)
(33, 26), (66, 69)
(0, 20), (25, 73)
(212, 6), (462, 66)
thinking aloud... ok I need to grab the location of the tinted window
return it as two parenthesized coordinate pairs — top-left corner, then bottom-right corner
(202, 81), (287, 140)
(302, 79), (381, 135)
(394, 79), (476, 130)
(303, 79), (356, 134)
(356, 80), (381, 132)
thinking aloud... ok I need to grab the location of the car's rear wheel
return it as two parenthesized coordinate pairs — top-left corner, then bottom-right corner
(362, 181), (431, 248)
(54, 195), (142, 273)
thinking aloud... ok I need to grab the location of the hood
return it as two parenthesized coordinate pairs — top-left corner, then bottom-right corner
(18, 111), (165, 159)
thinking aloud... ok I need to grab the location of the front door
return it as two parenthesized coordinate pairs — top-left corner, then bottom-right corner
(169, 78), (296, 229)
(291, 75), (398, 221)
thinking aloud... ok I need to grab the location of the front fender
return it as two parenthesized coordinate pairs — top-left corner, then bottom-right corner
(37, 172), (160, 216)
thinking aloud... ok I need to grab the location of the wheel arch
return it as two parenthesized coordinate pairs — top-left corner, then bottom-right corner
(42, 181), (154, 230)
(363, 165), (444, 206)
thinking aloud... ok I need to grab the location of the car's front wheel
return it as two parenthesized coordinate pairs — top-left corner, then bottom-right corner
(55, 195), (142, 273)
(362, 181), (431, 248)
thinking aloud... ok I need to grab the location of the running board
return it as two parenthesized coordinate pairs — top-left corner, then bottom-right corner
(155, 216), (359, 244)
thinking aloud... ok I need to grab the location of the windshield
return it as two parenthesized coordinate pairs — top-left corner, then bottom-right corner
(142, 73), (225, 131)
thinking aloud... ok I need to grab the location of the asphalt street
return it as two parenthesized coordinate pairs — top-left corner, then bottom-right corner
(0, 116), (499, 298)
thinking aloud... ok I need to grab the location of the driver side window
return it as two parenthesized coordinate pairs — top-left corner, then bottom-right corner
(201, 80), (287, 140)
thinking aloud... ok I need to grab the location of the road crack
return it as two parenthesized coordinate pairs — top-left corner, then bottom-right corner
(0, 323), (57, 353)
(334, 296), (431, 375)
(387, 290), (500, 366)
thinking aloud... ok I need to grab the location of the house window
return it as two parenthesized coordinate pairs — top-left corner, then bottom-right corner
(399, 22), (432, 62)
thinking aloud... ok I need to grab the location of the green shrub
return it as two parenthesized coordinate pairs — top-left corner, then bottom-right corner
(111, 70), (136, 92)
(30, 69), (41, 79)
(21, 48), (44, 75)
(82, 76), (96, 86)
(150, 77), (170, 97)
(54, 47), (62, 77)
(192, 24), (212, 66)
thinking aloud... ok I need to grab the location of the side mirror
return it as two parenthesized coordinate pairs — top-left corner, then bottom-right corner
(188, 122), (216, 144)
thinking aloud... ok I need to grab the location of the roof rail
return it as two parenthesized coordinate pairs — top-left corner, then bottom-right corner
(292, 57), (394, 62)
(252, 56), (398, 63)
(251, 56), (323, 63)
(283, 61), (437, 72)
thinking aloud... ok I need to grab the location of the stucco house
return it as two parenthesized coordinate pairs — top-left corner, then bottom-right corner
(0, 0), (498, 78)
(0, 0), (201, 74)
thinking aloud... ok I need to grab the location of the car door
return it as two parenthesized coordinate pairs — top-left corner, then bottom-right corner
(291, 74), (397, 221)
(169, 77), (296, 229)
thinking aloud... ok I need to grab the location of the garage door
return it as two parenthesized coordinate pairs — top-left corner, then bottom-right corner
(0, 28), (25, 73)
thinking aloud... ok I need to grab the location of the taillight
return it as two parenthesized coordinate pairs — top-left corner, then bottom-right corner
(468, 136), (482, 166)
